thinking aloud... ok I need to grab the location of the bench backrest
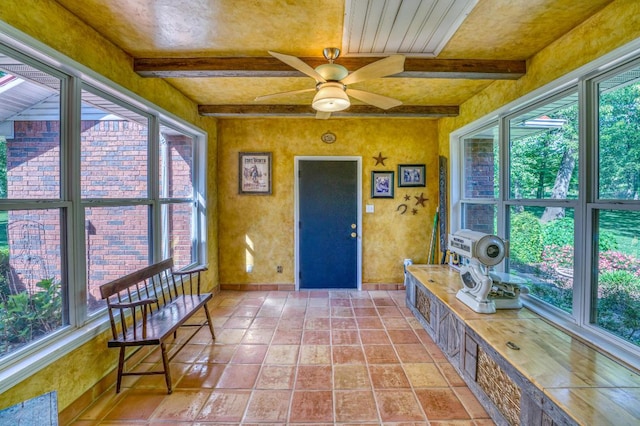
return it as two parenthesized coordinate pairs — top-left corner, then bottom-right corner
(99, 258), (207, 341)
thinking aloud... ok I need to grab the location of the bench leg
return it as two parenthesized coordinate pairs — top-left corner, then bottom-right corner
(160, 343), (172, 394)
(116, 347), (125, 393)
(204, 304), (216, 340)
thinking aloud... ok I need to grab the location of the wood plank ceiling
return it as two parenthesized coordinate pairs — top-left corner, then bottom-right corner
(53, 0), (614, 118)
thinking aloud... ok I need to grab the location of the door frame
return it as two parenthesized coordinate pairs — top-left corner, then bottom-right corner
(294, 156), (362, 290)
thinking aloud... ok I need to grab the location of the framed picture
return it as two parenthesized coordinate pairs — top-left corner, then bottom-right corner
(398, 164), (426, 187)
(371, 171), (394, 198)
(239, 152), (272, 194)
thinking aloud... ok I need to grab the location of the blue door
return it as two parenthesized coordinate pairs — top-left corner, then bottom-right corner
(298, 160), (358, 289)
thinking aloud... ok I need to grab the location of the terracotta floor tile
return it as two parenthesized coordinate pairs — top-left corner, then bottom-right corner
(70, 290), (495, 426)
(387, 329), (421, 344)
(331, 317), (358, 329)
(256, 365), (296, 389)
(302, 330), (331, 345)
(333, 364), (371, 389)
(289, 390), (334, 423)
(360, 329), (391, 345)
(453, 387), (490, 419)
(104, 390), (167, 420)
(295, 365), (333, 389)
(335, 390), (379, 422)
(403, 363), (449, 387)
(243, 390), (291, 423)
(299, 344), (332, 364)
(369, 364), (411, 389)
(356, 316), (385, 329)
(265, 344), (301, 364)
(216, 364), (261, 388)
(196, 390), (251, 424)
(332, 329), (361, 345)
(177, 363), (225, 388)
(395, 343), (434, 363)
(364, 344), (400, 364)
(414, 388), (471, 420)
(150, 390), (210, 421)
(230, 344), (268, 364)
(272, 328), (303, 344)
(196, 344), (236, 363)
(304, 317), (331, 329)
(332, 345), (366, 364)
(242, 328), (275, 344)
(374, 389), (425, 422)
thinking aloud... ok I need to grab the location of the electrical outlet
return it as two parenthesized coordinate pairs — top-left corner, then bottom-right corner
(277, 265), (283, 273)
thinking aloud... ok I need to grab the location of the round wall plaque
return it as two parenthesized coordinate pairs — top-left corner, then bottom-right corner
(321, 131), (336, 144)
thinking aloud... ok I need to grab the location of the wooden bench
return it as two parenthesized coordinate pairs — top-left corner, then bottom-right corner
(100, 258), (215, 394)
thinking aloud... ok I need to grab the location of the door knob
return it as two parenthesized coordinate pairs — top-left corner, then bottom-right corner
(350, 232), (357, 238)
(351, 223), (357, 229)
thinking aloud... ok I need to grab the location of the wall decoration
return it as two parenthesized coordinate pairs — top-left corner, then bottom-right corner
(414, 192), (428, 206)
(373, 152), (388, 166)
(397, 204), (408, 214)
(321, 131), (336, 144)
(239, 152), (272, 194)
(398, 164), (426, 187)
(371, 171), (394, 198)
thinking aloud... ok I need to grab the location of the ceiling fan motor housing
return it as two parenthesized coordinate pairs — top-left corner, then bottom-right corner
(314, 63), (349, 81)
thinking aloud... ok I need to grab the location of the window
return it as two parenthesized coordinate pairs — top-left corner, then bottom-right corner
(453, 51), (640, 368)
(0, 38), (206, 374)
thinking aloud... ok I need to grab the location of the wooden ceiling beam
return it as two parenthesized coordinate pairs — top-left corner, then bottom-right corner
(198, 104), (459, 118)
(135, 57), (525, 80)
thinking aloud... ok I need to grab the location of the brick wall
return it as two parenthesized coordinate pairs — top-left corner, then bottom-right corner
(463, 138), (495, 234)
(6, 120), (194, 304)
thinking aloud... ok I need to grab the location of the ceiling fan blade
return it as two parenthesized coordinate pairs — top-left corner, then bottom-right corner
(315, 111), (332, 120)
(255, 88), (314, 102)
(341, 55), (405, 86)
(346, 89), (402, 110)
(269, 51), (326, 82)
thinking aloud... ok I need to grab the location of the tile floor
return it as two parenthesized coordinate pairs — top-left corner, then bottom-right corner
(70, 290), (494, 425)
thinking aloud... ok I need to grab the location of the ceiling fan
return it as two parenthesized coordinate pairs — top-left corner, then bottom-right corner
(255, 48), (405, 119)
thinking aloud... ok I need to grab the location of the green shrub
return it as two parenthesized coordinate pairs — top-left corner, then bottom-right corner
(542, 217), (573, 247)
(597, 270), (640, 344)
(0, 278), (62, 355)
(510, 212), (543, 264)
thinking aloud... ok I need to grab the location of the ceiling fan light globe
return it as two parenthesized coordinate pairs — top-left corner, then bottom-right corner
(312, 84), (350, 112)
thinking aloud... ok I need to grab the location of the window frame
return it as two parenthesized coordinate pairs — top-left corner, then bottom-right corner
(450, 38), (640, 370)
(0, 23), (207, 393)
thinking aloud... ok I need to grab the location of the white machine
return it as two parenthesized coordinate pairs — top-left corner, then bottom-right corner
(448, 229), (527, 314)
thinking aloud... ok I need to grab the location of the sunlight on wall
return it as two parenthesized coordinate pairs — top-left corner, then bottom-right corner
(245, 234), (255, 273)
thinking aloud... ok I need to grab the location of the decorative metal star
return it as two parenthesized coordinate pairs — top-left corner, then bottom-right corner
(412, 208), (418, 215)
(414, 192), (428, 207)
(403, 194), (411, 201)
(373, 152), (387, 166)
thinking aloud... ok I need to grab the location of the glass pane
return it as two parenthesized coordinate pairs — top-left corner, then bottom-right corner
(160, 125), (194, 199)
(509, 92), (579, 200)
(0, 209), (65, 358)
(508, 205), (575, 313)
(463, 125), (499, 199)
(85, 205), (149, 314)
(461, 202), (496, 234)
(0, 57), (61, 199)
(594, 209), (640, 347)
(162, 202), (194, 269)
(598, 66), (640, 200)
(81, 89), (149, 199)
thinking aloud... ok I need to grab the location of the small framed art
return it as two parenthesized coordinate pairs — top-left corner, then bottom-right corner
(239, 152), (272, 194)
(371, 171), (394, 198)
(398, 164), (426, 187)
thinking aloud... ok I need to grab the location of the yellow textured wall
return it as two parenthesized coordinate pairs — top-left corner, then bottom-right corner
(438, 0), (640, 160)
(0, 0), (218, 415)
(218, 118), (439, 286)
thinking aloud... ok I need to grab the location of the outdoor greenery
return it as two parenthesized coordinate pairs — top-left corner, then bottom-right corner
(507, 81), (640, 346)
